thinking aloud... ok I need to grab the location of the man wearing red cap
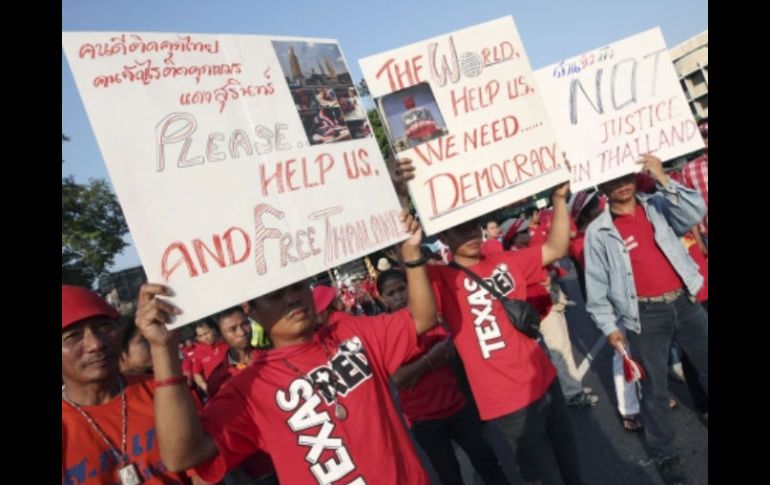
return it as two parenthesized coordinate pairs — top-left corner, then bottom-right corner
(312, 285), (346, 326)
(62, 285), (194, 485)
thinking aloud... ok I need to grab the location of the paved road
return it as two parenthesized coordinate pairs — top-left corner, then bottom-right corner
(412, 265), (708, 485)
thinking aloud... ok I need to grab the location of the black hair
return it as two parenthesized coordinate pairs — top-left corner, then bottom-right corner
(177, 324), (196, 343)
(213, 306), (246, 330)
(119, 321), (139, 354)
(376, 269), (406, 294)
(481, 218), (499, 229)
(576, 195), (601, 231)
(194, 319), (219, 336)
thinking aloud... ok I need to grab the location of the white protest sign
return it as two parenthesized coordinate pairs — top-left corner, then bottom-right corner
(63, 32), (405, 328)
(535, 28), (704, 192)
(359, 17), (569, 235)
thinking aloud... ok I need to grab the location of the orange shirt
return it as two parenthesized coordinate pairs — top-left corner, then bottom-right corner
(62, 376), (192, 485)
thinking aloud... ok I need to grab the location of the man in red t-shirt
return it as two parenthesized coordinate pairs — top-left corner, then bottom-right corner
(397, 159), (585, 485)
(585, 155), (708, 485)
(205, 306), (277, 484)
(179, 336), (197, 387)
(378, 269), (510, 485)
(190, 320), (228, 397)
(62, 285), (193, 485)
(134, 211), (439, 485)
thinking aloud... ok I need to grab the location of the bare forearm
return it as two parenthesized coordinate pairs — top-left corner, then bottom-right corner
(151, 343), (218, 471)
(543, 196), (570, 266)
(402, 245), (437, 334)
(193, 374), (208, 393)
(392, 357), (430, 388)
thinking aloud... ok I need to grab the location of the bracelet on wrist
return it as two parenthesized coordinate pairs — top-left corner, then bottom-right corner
(403, 256), (428, 268)
(154, 376), (188, 388)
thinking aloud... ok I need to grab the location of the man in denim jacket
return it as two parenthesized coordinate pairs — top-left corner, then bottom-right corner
(584, 154), (707, 485)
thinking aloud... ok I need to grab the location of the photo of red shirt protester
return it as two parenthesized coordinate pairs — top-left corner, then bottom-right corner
(133, 210), (440, 485)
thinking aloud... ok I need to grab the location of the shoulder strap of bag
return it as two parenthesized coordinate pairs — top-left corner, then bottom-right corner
(448, 260), (507, 301)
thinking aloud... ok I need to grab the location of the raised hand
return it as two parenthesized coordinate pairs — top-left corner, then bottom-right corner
(135, 283), (181, 347)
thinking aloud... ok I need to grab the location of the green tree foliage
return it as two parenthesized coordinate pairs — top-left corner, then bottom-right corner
(62, 136), (128, 287)
(366, 108), (391, 161)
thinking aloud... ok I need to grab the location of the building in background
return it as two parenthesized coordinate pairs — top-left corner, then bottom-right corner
(670, 30), (708, 121)
(98, 266), (147, 316)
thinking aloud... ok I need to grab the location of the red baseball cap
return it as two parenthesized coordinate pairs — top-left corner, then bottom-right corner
(312, 285), (337, 314)
(62, 285), (119, 330)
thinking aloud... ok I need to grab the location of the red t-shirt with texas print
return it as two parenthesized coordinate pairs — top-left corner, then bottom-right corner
(428, 245), (557, 421)
(398, 325), (466, 427)
(194, 309), (429, 485)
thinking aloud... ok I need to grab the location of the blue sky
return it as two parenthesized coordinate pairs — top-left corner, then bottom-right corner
(62, 0), (707, 271)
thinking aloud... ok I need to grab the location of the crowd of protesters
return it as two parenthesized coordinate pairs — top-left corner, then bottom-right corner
(63, 119), (708, 485)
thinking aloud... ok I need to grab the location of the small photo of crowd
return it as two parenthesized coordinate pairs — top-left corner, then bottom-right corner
(273, 41), (370, 145)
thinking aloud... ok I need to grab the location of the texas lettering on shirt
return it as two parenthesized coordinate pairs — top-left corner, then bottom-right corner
(274, 337), (373, 485)
(463, 263), (516, 359)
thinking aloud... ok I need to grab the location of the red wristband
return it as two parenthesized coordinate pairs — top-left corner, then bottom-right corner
(154, 376), (188, 388)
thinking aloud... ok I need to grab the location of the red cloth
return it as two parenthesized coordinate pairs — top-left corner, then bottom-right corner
(191, 341), (229, 379)
(528, 210), (577, 247)
(528, 222), (550, 247)
(195, 309), (429, 485)
(205, 349), (260, 399)
(568, 232), (586, 270)
(427, 246), (557, 420)
(634, 172), (657, 194)
(205, 349), (276, 479)
(312, 285), (337, 314)
(181, 343), (197, 378)
(480, 238), (504, 257)
(526, 276), (553, 320)
(681, 156), (708, 235)
(62, 376), (193, 485)
(398, 326), (466, 426)
(683, 233), (708, 302)
(613, 205), (683, 296)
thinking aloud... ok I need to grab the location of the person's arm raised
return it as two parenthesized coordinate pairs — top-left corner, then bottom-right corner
(135, 284), (218, 471)
(542, 183), (571, 267)
(400, 210), (437, 335)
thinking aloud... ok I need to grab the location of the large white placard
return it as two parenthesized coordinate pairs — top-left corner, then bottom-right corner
(63, 32), (405, 328)
(535, 28), (704, 192)
(360, 17), (570, 235)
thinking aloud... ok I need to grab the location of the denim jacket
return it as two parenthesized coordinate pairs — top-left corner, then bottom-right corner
(584, 179), (706, 336)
